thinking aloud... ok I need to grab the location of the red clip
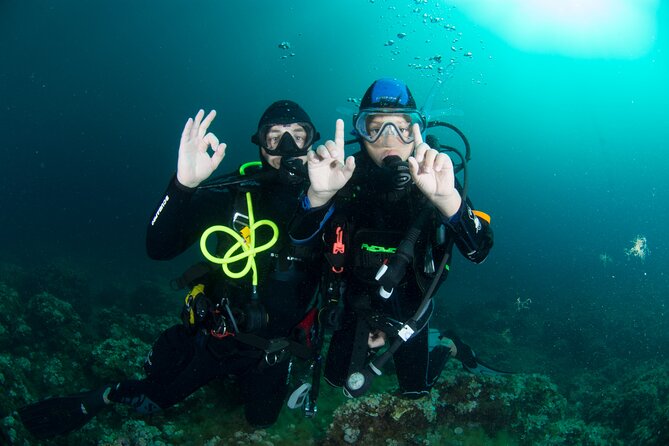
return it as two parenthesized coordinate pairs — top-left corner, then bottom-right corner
(332, 226), (345, 254)
(209, 309), (233, 339)
(210, 329), (234, 339)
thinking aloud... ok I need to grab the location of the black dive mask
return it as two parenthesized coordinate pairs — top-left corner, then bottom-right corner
(266, 131), (308, 157)
(381, 155), (412, 191)
(278, 156), (308, 185)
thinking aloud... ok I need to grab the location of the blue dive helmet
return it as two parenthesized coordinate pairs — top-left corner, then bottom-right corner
(353, 78), (426, 144)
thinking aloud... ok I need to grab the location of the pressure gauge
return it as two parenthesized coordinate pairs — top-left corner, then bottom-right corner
(347, 372), (366, 391)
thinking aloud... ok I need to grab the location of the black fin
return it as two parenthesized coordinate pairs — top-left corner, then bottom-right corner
(18, 387), (110, 439)
(462, 358), (514, 376)
(445, 331), (515, 376)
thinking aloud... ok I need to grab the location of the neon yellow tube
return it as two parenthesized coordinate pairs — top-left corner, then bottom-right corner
(199, 172), (278, 287)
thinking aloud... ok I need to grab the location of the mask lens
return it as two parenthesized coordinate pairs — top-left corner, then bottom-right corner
(259, 123), (314, 153)
(354, 111), (425, 144)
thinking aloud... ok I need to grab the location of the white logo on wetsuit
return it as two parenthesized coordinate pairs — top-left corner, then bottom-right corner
(151, 195), (170, 226)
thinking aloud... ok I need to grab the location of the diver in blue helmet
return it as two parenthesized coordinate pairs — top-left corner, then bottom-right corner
(17, 101), (323, 440)
(290, 78), (495, 399)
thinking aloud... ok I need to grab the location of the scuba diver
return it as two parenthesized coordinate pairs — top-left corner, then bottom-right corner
(17, 101), (323, 439)
(290, 78), (495, 399)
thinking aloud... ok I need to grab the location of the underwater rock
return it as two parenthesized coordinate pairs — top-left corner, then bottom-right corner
(97, 418), (170, 446)
(585, 361), (669, 445)
(91, 336), (151, 382)
(25, 291), (83, 353)
(324, 391), (436, 445)
(0, 283), (30, 350)
(323, 361), (618, 445)
(26, 260), (93, 314)
(94, 307), (176, 343)
(0, 354), (32, 415)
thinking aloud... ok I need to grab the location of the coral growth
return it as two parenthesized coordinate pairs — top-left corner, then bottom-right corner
(1, 256), (668, 445)
(323, 361), (618, 446)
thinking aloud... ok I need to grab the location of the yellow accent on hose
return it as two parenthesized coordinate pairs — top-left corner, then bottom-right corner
(472, 210), (491, 224)
(199, 192), (278, 287)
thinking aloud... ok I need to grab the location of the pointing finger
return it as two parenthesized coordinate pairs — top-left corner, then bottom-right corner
(412, 123), (424, 146)
(335, 119), (345, 149)
(407, 156), (418, 177)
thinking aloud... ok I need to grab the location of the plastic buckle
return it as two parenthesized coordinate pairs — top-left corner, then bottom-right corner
(232, 211), (249, 229)
(332, 226), (345, 254)
(303, 399), (317, 418)
(264, 351), (281, 366)
(232, 212), (250, 232)
(264, 339), (290, 366)
(397, 324), (415, 341)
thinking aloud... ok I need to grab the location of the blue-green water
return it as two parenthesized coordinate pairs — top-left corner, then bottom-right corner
(1, 1), (668, 444)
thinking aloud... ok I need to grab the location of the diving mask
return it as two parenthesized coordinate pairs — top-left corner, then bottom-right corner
(354, 110), (426, 144)
(255, 122), (316, 156)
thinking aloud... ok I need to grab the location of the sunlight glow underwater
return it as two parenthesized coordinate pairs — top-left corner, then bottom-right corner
(447, 0), (659, 59)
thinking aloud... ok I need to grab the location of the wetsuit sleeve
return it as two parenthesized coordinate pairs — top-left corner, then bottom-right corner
(146, 174), (232, 260)
(443, 201), (493, 264)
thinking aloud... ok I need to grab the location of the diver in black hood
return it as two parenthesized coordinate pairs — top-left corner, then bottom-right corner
(291, 78), (495, 399)
(17, 100), (323, 439)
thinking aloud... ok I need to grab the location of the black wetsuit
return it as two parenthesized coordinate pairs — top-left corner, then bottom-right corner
(291, 152), (493, 397)
(109, 165), (319, 427)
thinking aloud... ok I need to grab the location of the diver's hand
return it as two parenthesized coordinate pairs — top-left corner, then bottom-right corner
(368, 330), (387, 349)
(306, 119), (355, 207)
(176, 109), (227, 188)
(408, 124), (461, 218)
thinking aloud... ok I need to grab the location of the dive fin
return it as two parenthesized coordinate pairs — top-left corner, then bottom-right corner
(18, 386), (111, 439)
(445, 331), (515, 377)
(286, 383), (312, 409)
(462, 357), (514, 377)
